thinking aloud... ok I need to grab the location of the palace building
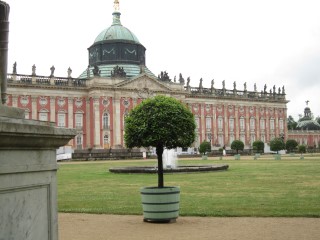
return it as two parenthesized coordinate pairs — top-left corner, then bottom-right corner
(6, 1), (288, 152)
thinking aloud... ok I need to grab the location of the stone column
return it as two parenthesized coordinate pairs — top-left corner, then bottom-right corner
(50, 97), (55, 122)
(31, 96), (37, 120)
(93, 97), (101, 148)
(200, 103), (205, 143)
(86, 98), (91, 148)
(68, 98), (73, 128)
(212, 105), (217, 146)
(113, 97), (121, 146)
(224, 104), (228, 145)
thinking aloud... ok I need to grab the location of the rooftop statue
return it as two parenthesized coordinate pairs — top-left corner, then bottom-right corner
(179, 73), (185, 84)
(111, 65), (126, 78)
(68, 67), (72, 78)
(86, 65), (90, 78)
(233, 81), (236, 90)
(222, 80), (225, 89)
(186, 77), (190, 87)
(264, 84), (267, 93)
(158, 71), (171, 82)
(244, 82), (247, 91)
(254, 83), (257, 92)
(50, 65), (55, 77)
(12, 61), (17, 74)
(199, 78), (203, 89)
(282, 85), (285, 94)
(32, 64), (36, 76)
(93, 65), (101, 77)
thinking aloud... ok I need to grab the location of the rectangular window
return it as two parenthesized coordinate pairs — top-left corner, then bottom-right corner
(58, 113), (66, 127)
(195, 117), (200, 129)
(279, 119), (284, 130)
(39, 112), (48, 121)
(229, 134), (234, 144)
(218, 117), (223, 129)
(270, 119), (275, 130)
(75, 113), (83, 127)
(240, 118), (245, 131)
(229, 118), (234, 131)
(206, 117), (211, 129)
(250, 118), (255, 130)
(240, 134), (245, 143)
(260, 119), (265, 130)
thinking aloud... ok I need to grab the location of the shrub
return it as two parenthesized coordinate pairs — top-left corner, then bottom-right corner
(231, 140), (244, 154)
(285, 139), (298, 153)
(252, 140), (264, 153)
(199, 141), (211, 155)
(298, 145), (306, 153)
(270, 137), (285, 154)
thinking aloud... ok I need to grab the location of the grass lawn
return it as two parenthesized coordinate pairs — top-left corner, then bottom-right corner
(57, 155), (320, 217)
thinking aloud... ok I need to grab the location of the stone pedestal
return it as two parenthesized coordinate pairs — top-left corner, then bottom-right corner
(0, 116), (76, 240)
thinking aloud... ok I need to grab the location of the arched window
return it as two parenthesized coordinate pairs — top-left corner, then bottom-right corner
(260, 118), (265, 130)
(239, 117), (245, 131)
(229, 118), (234, 131)
(218, 116), (223, 130)
(250, 117), (255, 130)
(103, 113), (109, 129)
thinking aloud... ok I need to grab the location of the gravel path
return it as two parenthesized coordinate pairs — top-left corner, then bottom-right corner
(59, 213), (320, 240)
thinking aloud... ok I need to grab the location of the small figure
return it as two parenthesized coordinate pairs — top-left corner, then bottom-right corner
(306, 100), (310, 106)
(222, 80), (225, 89)
(199, 78), (203, 89)
(254, 83), (257, 92)
(233, 81), (236, 90)
(86, 65), (90, 78)
(32, 64), (36, 76)
(282, 85), (285, 94)
(264, 84), (267, 93)
(179, 73), (185, 84)
(13, 61), (17, 74)
(93, 65), (100, 77)
(223, 145), (226, 156)
(50, 65), (55, 77)
(278, 87), (281, 94)
(187, 77), (190, 87)
(244, 82), (247, 91)
(211, 79), (214, 92)
(273, 85), (276, 93)
(67, 67), (72, 78)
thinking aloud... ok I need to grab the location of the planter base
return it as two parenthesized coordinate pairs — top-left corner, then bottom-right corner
(141, 186), (180, 223)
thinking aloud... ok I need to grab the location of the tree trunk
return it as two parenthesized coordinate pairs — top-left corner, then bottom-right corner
(156, 144), (164, 188)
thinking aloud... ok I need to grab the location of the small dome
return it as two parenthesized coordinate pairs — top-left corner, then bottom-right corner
(94, 12), (140, 44)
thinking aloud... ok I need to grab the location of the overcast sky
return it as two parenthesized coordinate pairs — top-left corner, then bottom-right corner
(5, 0), (320, 120)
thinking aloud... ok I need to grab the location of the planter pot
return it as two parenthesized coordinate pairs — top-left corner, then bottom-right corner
(234, 154), (240, 160)
(140, 186), (180, 223)
(202, 155), (208, 160)
(274, 154), (281, 160)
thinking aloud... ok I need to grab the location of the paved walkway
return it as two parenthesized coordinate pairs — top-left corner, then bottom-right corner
(59, 213), (320, 240)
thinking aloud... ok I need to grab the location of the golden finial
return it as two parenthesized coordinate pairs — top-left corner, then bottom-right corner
(114, 0), (120, 12)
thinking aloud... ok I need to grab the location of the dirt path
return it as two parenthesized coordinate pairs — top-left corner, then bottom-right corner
(59, 213), (320, 240)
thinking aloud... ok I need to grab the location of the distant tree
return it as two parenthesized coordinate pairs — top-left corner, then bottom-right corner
(199, 140), (211, 155)
(316, 116), (320, 125)
(124, 95), (196, 188)
(270, 137), (285, 154)
(298, 145), (306, 153)
(287, 115), (297, 130)
(252, 140), (264, 153)
(231, 140), (244, 154)
(285, 139), (298, 153)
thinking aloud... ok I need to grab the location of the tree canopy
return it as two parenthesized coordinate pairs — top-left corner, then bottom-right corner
(231, 140), (244, 154)
(252, 140), (264, 153)
(124, 95), (196, 187)
(285, 139), (298, 152)
(270, 137), (285, 154)
(199, 141), (211, 155)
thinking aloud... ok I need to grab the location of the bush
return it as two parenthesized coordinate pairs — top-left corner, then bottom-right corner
(231, 140), (244, 154)
(298, 145), (306, 153)
(270, 137), (285, 154)
(285, 139), (298, 153)
(199, 141), (211, 155)
(252, 140), (264, 153)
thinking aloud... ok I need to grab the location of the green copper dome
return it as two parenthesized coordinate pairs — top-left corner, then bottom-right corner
(94, 12), (140, 44)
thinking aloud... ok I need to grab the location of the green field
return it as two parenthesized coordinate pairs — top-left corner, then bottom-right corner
(57, 155), (320, 217)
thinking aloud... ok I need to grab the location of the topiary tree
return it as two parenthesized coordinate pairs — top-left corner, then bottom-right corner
(298, 145), (306, 153)
(270, 137), (285, 154)
(285, 139), (298, 153)
(199, 140), (211, 155)
(124, 95), (196, 188)
(252, 140), (264, 153)
(231, 140), (244, 154)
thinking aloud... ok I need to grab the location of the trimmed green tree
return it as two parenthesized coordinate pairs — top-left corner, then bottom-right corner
(285, 139), (298, 153)
(298, 145), (306, 153)
(270, 137), (285, 154)
(199, 140), (211, 155)
(124, 95), (196, 188)
(252, 140), (264, 153)
(231, 140), (244, 154)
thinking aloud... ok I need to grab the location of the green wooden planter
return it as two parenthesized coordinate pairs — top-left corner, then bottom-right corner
(202, 155), (208, 160)
(140, 186), (180, 223)
(234, 154), (240, 160)
(274, 154), (281, 160)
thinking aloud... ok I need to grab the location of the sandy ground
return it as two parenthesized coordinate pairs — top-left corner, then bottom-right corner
(59, 213), (320, 240)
